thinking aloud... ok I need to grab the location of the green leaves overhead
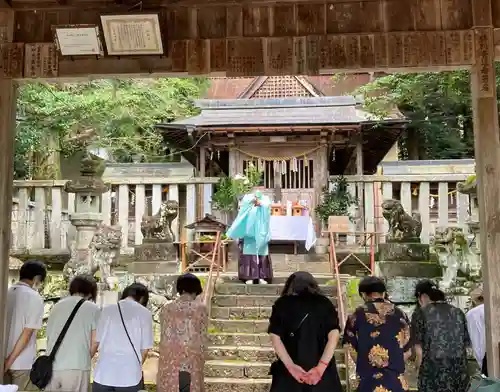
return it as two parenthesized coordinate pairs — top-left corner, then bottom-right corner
(15, 77), (209, 179)
(354, 67), (500, 160)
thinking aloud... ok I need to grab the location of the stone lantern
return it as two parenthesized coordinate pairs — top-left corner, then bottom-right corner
(63, 154), (108, 283)
(457, 175), (480, 253)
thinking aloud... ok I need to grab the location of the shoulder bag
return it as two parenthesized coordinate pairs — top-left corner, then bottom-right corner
(117, 301), (145, 389)
(30, 298), (85, 389)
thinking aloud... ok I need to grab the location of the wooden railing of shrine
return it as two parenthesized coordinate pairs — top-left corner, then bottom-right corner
(341, 173), (474, 245)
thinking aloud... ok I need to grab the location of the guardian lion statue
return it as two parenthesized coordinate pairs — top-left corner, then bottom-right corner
(141, 200), (179, 242)
(431, 226), (480, 290)
(382, 199), (422, 243)
(64, 223), (122, 290)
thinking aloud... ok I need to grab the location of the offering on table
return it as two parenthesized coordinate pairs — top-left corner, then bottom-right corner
(271, 203), (284, 216)
(292, 203), (305, 217)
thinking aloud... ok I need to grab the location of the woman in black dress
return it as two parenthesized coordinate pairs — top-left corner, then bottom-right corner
(268, 271), (342, 392)
(412, 280), (470, 392)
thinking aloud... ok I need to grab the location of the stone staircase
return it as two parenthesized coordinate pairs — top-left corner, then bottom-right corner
(204, 276), (351, 392)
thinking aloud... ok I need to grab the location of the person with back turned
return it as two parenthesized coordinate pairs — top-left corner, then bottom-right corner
(412, 279), (470, 392)
(157, 274), (208, 392)
(4, 260), (47, 391)
(466, 285), (487, 376)
(343, 276), (412, 392)
(268, 271), (342, 392)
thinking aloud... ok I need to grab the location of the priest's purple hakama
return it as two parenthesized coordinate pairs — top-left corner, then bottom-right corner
(227, 191), (273, 283)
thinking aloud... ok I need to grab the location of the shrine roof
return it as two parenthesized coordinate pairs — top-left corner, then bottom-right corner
(159, 96), (405, 129)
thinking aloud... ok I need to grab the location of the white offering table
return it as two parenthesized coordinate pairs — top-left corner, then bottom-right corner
(269, 216), (317, 254)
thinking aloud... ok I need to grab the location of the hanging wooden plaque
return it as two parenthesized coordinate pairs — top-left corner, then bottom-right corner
(0, 43), (24, 78)
(168, 40), (188, 72)
(187, 39), (209, 74)
(0, 9), (14, 44)
(293, 37), (306, 75)
(474, 28), (494, 98)
(359, 35), (375, 69)
(227, 38), (264, 76)
(266, 37), (294, 76)
(24, 43), (59, 78)
(210, 39), (227, 73)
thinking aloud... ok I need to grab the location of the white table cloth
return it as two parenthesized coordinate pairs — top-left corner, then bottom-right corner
(269, 216), (317, 251)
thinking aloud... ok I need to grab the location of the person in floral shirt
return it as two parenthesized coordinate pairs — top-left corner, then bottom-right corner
(343, 276), (412, 392)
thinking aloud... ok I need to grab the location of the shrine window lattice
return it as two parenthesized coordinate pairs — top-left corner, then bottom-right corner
(243, 159), (314, 189)
(251, 76), (313, 99)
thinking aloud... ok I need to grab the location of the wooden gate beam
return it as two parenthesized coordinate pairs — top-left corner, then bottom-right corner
(471, 0), (500, 378)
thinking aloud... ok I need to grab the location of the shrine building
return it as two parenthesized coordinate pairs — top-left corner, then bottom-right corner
(1, 0), (500, 379)
(157, 77), (406, 215)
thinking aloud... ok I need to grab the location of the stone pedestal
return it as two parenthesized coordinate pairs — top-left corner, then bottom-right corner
(377, 242), (441, 310)
(378, 242), (430, 262)
(130, 240), (178, 275)
(376, 242), (442, 390)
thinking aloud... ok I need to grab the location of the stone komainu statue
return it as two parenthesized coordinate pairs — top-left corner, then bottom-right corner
(382, 199), (422, 243)
(141, 200), (179, 242)
(64, 223), (122, 289)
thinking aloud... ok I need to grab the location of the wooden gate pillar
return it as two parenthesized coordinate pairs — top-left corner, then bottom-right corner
(0, 79), (17, 376)
(470, 2), (500, 376)
(0, 4), (17, 377)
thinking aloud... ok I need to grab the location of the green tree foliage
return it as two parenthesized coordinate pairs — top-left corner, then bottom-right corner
(356, 67), (500, 160)
(15, 78), (209, 179)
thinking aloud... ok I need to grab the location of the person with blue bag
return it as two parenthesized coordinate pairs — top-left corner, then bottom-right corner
(226, 182), (273, 285)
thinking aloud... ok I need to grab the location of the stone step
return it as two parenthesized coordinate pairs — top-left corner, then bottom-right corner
(209, 332), (271, 347)
(204, 360), (347, 379)
(204, 377), (347, 392)
(205, 377), (272, 392)
(219, 274), (337, 285)
(207, 345), (346, 363)
(211, 306), (272, 320)
(210, 319), (269, 334)
(214, 283), (339, 296)
(212, 294), (338, 308)
(207, 346), (275, 362)
(205, 360), (271, 379)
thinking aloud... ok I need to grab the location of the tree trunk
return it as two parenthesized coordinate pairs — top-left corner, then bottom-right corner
(406, 127), (420, 160)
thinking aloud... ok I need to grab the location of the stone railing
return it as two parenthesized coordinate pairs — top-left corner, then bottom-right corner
(340, 173), (473, 244)
(11, 177), (219, 257)
(10, 173), (474, 256)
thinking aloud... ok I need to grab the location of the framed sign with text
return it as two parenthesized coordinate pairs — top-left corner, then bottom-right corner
(53, 25), (104, 56)
(100, 14), (164, 56)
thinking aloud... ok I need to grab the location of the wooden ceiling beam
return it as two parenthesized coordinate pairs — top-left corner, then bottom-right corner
(5, 0), (500, 78)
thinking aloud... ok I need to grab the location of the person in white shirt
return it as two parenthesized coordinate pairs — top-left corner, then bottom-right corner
(93, 283), (153, 392)
(466, 286), (487, 375)
(45, 274), (100, 392)
(4, 260), (47, 391)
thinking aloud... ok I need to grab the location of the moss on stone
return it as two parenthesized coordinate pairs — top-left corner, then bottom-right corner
(345, 277), (362, 310)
